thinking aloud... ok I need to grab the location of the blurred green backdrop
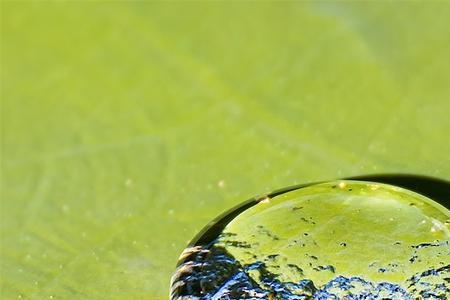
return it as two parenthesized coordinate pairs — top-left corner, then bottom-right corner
(2, 1), (450, 299)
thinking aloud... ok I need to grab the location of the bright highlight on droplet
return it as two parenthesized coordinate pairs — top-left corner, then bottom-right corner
(171, 179), (450, 299)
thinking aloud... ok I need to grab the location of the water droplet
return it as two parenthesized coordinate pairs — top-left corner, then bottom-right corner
(170, 176), (450, 299)
(218, 180), (226, 188)
(125, 178), (133, 187)
(61, 204), (69, 213)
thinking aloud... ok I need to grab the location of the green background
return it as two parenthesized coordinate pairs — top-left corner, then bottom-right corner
(2, 1), (450, 299)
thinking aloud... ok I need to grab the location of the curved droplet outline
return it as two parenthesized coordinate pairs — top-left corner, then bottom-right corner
(185, 174), (450, 255)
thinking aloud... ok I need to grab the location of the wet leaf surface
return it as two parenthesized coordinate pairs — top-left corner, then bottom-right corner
(2, 2), (450, 299)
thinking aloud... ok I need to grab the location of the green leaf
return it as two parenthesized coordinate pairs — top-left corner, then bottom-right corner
(2, 2), (450, 299)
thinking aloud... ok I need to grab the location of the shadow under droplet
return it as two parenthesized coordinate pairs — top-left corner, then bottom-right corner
(345, 174), (450, 209)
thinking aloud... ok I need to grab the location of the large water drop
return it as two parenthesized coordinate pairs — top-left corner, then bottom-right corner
(171, 177), (450, 299)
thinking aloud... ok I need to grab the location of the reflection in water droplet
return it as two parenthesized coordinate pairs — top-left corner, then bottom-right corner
(171, 176), (450, 299)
